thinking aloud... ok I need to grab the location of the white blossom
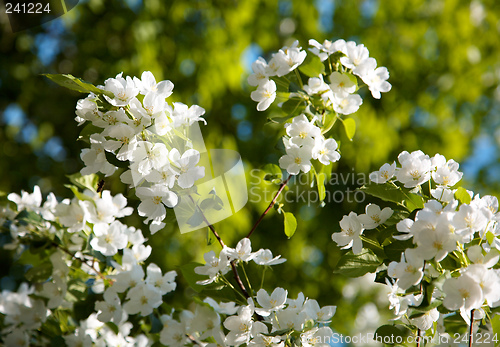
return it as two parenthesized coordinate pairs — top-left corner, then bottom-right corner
(251, 79), (277, 111)
(357, 203), (393, 230)
(387, 249), (424, 290)
(102, 72), (139, 107)
(331, 212), (364, 254)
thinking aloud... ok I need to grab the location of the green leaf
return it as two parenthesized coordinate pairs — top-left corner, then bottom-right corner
(149, 314), (163, 334)
(64, 185), (95, 202)
(263, 163), (283, 183)
(443, 313), (468, 335)
(105, 322), (120, 335)
(15, 209), (45, 226)
(315, 170), (326, 201)
(384, 239), (414, 262)
(78, 123), (102, 143)
(276, 91), (291, 103)
(359, 182), (405, 205)
(261, 327), (293, 337)
(298, 54), (325, 77)
(206, 227), (217, 245)
(43, 74), (114, 98)
(486, 231), (495, 245)
(283, 212), (297, 238)
(25, 262), (53, 282)
(67, 280), (89, 302)
(411, 299), (443, 313)
(321, 112), (337, 135)
(342, 118), (356, 140)
(271, 76), (291, 93)
(268, 113), (296, 124)
(384, 209), (410, 227)
(455, 187), (471, 205)
(491, 314), (500, 338)
(404, 193), (425, 212)
(67, 173), (100, 192)
(104, 150), (129, 169)
(374, 270), (389, 284)
(359, 181), (424, 212)
(333, 249), (382, 277)
(374, 324), (412, 343)
(328, 51), (346, 65)
(281, 98), (306, 116)
(50, 336), (66, 347)
(180, 262), (206, 293)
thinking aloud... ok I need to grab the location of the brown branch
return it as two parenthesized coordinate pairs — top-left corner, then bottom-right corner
(469, 309), (474, 347)
(188, 196), (250, 298)
(416, 329), (421, 347)
(230, 260), (250, 298)
(246, 176), (291, 239)
(188, 195), (225, 248)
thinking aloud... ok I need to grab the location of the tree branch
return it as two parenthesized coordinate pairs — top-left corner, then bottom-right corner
(246, 176), (291, 239)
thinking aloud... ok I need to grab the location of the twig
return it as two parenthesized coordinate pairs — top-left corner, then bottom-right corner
(469, 310), (474, 347)
(188, 196), (250, 298)
(230, 261), (250, 298)
(188, 195), (225, 248)
(246, 176), (291, 239)
(51, 241), (106, 280)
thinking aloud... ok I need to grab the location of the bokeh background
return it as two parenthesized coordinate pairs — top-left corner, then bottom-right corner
(1, 0), (500, 338)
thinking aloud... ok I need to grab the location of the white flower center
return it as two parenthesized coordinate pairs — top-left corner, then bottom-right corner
(433, 241), (443, 250)
(345, 227), (354, 236)
(371, 214), (381, 223)
(459, 288), (470, 299)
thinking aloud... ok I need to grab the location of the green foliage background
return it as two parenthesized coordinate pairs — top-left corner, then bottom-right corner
(1, 0), (500, 336)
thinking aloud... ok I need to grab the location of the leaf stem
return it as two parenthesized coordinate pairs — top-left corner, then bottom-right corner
(294, 69), (304, 89)
(359, 236), (383, 250)
(260, 266), (267, 289)
(240, 262), (253, 295)
(220, 274), (247, 302)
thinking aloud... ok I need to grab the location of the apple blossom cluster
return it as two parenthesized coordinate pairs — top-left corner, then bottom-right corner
(162, 238), (338, 347)
(1, 184), (177, 346)
(248, 39), (390, 178)
(308, 39), (392, 100)
(75, 71), (207, 234)
(369, 150), (464, 189)
(384, 191), (500, 328)
(331, 204), (393, 254)
(248, 38), (391, 112)
(194, 238), (286, 285)
(279, 115), (340, 175)
(133, 291), (335, 347)
(332, 150), (500, 335)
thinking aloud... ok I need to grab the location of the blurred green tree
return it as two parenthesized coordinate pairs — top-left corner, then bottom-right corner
(1, 0), (500, 336)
